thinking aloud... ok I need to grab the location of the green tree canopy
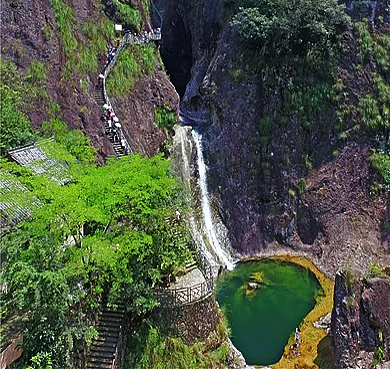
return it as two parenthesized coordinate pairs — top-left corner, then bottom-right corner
(1, 149), (192, 367)
(233, 0), (350, 60)
(0, 84), (36, 156)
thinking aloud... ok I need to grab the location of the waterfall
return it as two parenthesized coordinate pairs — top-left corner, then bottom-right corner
(191, 129), (234, 270)
(188, 215), (216, 267)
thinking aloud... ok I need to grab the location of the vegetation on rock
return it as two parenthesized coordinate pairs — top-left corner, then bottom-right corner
(112, 0), (142, 31)
(106, 43), (158, 96)
(124, 314), (231, 369)
(155, 105), (177, 136)
(0, 126), (192, 366)
(233, 0), (350, 61)
(48, 0), (116, 79)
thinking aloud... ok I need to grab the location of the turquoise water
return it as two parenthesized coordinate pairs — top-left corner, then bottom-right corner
(216, 260), (322, 365)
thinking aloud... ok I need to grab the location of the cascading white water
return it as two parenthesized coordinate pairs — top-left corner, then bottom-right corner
(188, 215), (216, 267)
(192, 129), (234, 270)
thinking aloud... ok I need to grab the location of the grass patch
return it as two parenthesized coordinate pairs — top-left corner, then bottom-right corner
(79, 48), (98, 75)
(26, 60), (47, 82)
(1, 59), (48, 103)
(370, 151), (390, 192)
(155, 105), (177, 136)
(42, 24), (54, 41)
(298, 178), (307, 193)
(41, 117), (96, 165)
(81, 20), (110, 55)
(0, 59), (52, 154)
(106, 43), (157, 96)
(0, 84), (36, 155)
(355, 19), (390, 72)
(359, 94), (388, 131)
(48, 0), (77, 57)
(112, 0), (142, 31)
(240, 254), (334, 369)
(49, 0), (118, 79)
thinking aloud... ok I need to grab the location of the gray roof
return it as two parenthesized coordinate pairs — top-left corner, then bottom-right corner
(0, 180), (35, 236)
(1, 140), (69, 236)
(8, 140), (70, 185)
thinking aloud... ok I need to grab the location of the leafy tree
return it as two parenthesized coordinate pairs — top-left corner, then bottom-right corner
(232, 0), (350, 61)
(0, 85), (36, 155)
(41, 117), (96, 165)
(1, 148), (191, 367)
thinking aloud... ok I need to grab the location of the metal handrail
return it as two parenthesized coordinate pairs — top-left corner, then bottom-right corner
(101, 30), (161, 156)
(111, 326), (123, 369)
(155, 277), (214, 307)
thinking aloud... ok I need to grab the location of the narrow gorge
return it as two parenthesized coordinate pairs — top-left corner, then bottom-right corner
(1, 0), (389, 367)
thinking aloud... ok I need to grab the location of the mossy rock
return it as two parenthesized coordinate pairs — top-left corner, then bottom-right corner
(240, 281), (261, 299)
(250, 271), (266, 284)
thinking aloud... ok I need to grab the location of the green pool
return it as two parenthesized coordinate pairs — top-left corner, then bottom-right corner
(216, 259), (322, 365)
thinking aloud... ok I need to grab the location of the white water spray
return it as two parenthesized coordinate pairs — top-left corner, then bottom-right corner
(188, 215), (216, 267)
(192, 129), (234, 270)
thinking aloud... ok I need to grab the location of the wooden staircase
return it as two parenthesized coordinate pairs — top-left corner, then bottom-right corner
(86, 303), (125, 369)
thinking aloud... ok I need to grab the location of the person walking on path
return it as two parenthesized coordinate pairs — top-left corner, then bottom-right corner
(97, 74), (104, 88)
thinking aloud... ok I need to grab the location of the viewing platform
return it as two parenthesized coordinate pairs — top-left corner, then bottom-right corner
(155, 261), (214, 308)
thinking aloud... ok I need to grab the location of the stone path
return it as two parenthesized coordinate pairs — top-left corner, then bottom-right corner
(168, 266), (206, 290)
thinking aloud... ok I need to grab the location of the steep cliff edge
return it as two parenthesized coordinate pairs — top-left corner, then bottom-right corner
(1, 0), (175, 160)
(158, 0), (390, 275)
(331, 270), (390, 368)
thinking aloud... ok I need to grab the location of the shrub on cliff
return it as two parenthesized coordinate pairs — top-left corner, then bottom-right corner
(0, 85), (36, 156)
(233, 0), (350, 61)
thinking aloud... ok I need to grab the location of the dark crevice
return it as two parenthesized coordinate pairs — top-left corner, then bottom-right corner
(160, 13), (193, 98)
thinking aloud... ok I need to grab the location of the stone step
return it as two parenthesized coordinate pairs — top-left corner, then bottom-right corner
(89, 349), (115, 359)
(92, 336), (118, 346)
(100, 307), (124, 316)
(86, 364), (112, 369)
(97, 324), (121, 333)
(87, 356), (113, 365)
(90, 344), (116, 354)
(97, 330), (120, 339)
(99, 315), (123, 325)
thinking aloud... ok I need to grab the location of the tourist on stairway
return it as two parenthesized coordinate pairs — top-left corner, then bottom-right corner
(97, 74), (104, 88)
(121, 138), (126, 150)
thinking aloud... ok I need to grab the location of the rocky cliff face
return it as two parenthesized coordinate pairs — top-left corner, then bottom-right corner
(157, 0), (390, 275)
(110, 68), (179, 156)
(331, 271), (390, 368)
(1, 0), (175, 160)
